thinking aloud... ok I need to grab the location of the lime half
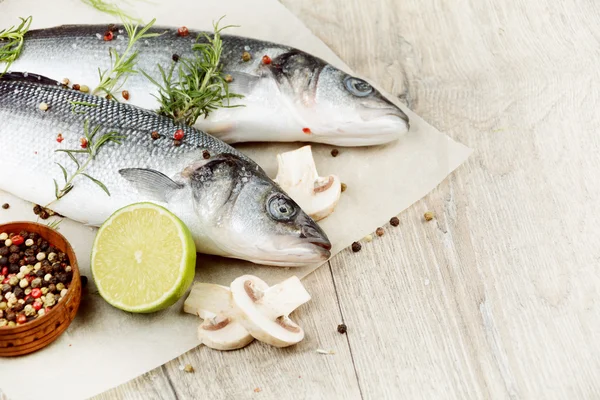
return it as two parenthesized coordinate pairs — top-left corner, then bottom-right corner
(91, 202), (196, 313)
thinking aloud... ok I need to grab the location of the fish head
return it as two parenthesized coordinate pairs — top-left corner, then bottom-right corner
(184, 153), (332, 266)
(266, 50), (410, 146)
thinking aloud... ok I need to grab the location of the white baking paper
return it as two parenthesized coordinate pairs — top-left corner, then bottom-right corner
(0, 1), (472, 399)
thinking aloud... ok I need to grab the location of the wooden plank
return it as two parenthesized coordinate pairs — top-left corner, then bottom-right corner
(95, 264), (362, 400)
(282, 0), (600, 399)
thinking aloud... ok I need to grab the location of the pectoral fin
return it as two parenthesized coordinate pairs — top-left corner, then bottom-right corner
(119, 168), (183, 202)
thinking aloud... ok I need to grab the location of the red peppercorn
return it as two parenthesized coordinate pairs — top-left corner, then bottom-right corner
(103, 31), (114, 41)
(302, 127), (312, 134)
(33, 301), (42, 311)
(174, 129), (185, 140)
(177, 26), (189, 37)
(2, 278), (9, 284)
(80, 137), (88, 149)
(11, 235), (24, 246)
(56, 133), (64, 143)
(17, 314), (26, 324)
(24, 295), (30, 301)
(122, 90), (130, 100)
(262, 55), (272, 64)
(1, 266), (7, 275)
(45, 306), (52, 313)
(31, 288), (42, 299)
(26, 275), (34, 282)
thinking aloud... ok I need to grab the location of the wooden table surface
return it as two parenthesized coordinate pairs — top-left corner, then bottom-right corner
(90, 0), (599, 398)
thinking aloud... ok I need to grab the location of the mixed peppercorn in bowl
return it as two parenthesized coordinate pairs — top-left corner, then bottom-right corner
(0, 221), (82, 357)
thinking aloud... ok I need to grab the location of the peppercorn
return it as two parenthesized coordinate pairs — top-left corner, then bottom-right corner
(8, 245), (18, 254)
(122, 90), (130, 100)
(8, 264), (18, 274)
(177, 26), (189, 37)
(1, 203), (9, 209)
(203, 150), (211, 159)
(58, 252), (67, 262)
(24, 248), (34, 257)
(39, 210), (50, 220)
(0, 247), (7, 256)
(18, 230), (28, 238)
(39, 102), (49, 111)
(376, 227), (384, 237)
(16, 314), (27, 324)
(56, 272), (68, 284)
(13, 303), (24, 312)
(224, 74), (233, 82)
(364, 235), (373, 243)
(390, 216), (400, 227)
(49, 277), (57, 285)
(262, 55), (271, 64)
(337, 323), (347, 334)
(424, 211), (435, 221)
(13, 287), (24, 298)
(3, 239), (11, 247)
(0, 257), (6, 266)
(26, 256), (36, 264)
(151, 131), (160, 140)
(351, 242), (361, 252)
(25, 297), (34, 305)
(2, 284), (10, 294)
(52, 263), (61, 273)
(48, 284), (56, 293)
(31, 278), (42, 288)
(6, 311), (15, 321)
(28, 232), (39, 241)
(172, 53), (180, 62)
(35, 270), (44, 278)
(72, 84), (81, 91)
(174, 140), (182, 147)
(242, 51), (251, 62)
(36, 252), (46, 261)
(103, 31), (114, 41)
(174, 129), (185, 140)
(341, 183), (347, 192)
(0, 302), (6, 310)
(331, 149), (339, 157)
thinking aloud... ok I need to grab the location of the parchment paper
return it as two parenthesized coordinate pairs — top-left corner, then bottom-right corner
(0, 1), (472, 399)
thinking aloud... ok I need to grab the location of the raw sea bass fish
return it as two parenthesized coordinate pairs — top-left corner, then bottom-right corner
(10, 24), (410, 147)
(0, 73), (332, 267)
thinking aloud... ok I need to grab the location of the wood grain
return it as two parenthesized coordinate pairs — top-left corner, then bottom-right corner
(94, 0), (600, 399)
(95, 263), (362, 400)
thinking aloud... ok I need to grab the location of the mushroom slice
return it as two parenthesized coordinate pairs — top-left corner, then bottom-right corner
(274, 145), (341, 221)
(230, 275), (311, 347)
(184, 282), (254, 351)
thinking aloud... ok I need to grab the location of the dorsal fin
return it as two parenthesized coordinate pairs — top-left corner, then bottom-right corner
(0, 71), (63, 87)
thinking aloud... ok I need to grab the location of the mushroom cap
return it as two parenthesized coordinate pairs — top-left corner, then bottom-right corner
(198, 312), (255, 351)
(230, 275), (308, 348)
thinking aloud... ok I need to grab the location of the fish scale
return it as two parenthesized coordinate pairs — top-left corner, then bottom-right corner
(0, 73), (332, 267)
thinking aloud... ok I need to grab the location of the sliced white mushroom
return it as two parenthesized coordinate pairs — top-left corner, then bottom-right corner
(274, 145), (341, 221)
(184, 283), (254, 351)
(230, 275), (311, 348)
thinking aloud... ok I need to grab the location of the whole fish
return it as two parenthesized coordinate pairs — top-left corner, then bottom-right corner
(9, 23), (410, 147)
(0, 72), (332, 267)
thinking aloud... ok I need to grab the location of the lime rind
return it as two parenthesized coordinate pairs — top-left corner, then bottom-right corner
(91, 202), (197, 313)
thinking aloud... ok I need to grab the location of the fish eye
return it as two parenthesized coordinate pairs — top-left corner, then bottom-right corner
(267, 194), (298, 222)
(344, 76), (373, 97)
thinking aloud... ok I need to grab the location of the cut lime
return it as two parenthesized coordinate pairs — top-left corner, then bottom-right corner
(91, 202), (196, 313)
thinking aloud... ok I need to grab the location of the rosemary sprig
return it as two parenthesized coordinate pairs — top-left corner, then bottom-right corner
(93, 18), (163, 98)
(80, 0), (142, 23)
(50, 119), (125, 204)
(141, 16), (244, 126)
(0, 16), (33, 74)
(69, 100), (99, 114)
(46, 218), (63, 231)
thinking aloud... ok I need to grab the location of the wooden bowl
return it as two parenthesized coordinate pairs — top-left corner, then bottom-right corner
(0, 221), (81, 357)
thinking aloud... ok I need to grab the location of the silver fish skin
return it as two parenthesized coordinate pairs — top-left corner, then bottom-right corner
(0, 72), (331, 267)
(9, 24), (410, 147)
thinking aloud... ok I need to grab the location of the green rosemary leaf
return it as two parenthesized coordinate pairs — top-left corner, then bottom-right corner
(82, 173), (111, 196)
(0, 16), (33, 75)
(46, 218), (63, 231)
(56, 149), (89, 154)
(65, 151), (81, 168)
(53, 179), (59, 199)
(68, 100), (99, 114)
(56, 163), (68, 183)
(80, 0), (142, 23)
(142, 16), (244, 126)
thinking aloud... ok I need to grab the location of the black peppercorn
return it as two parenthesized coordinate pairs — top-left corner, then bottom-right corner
(33, 204), (42, 215)
(8, 264), (19, 274)
(58, 252), (67, 262)
(2, 284), (11, 294)
(8, 253), (20, 264)
(6, 311), (16, 321)
(40, 241), (49, 251)
(35, 270), (44, 278)
(25, 297), (35, 305)
(173, 140), (182, 147)
(331, 149), (339, 157)
(24, 248), (34, 257)
(13, 303), (24, 312)
(42, 265), (52, 275)
(56, 272), (68, 284)
(351, 242), (361, 252)
(30, 244), (38, 252)
(1, 203), (9, 209)
(18, 259), (26, 267)
(203, 150), (210, 159)
(28, 232), (39, 241)
(41, 259), (51, 268)
(0, 247), (8, 256)
(49, 277), (57, 285)
(39, 210), (50, 220)
(172, 53), (180, 62)
(13, 287), (24, 298)
(390, 217), (400, 227)
(0, 257), (7, 266)
(52, 263), (61, 273)
(47, 246), (56, 254)
(19, 230), (28, 238)
(337, 323), (347, 334)
(48, 284), (56, 293)
(9, 245), (19, 254)
(26, 256), (36, 264)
